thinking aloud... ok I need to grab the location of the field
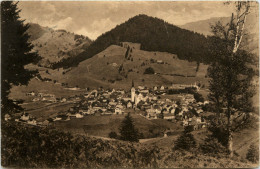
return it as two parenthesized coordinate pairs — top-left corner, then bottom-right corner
(10, 78), (84, 100)
(52, 113), (183, 138)
(27, 102), (75, 120)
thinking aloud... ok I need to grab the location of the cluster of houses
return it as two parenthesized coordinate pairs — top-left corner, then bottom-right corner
(27, 91), (58, 103)
(26, 91), (84, 103)
(9, 82), (208, 130)
(49, 81), (208, 128)
(5, 112), (50, 126)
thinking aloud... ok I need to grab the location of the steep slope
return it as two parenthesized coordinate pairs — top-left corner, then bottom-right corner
(26, 23), (92, 67)
(53, 14), (210, 69)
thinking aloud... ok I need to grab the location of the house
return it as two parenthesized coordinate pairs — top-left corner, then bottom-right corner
(204, 100), (209, 105)
(127, 101), (133, 108)
(157, 60), (163, 64)
(196, 117), (202, 123)
(140, 89), (149, 93)
(20, 113), (30, 121)
(138, 86), (145, 90)
(4, 114), (11, 121)
(164, 114), (175, 120)
(76, 113), (83, 118)
(27, 118), (37, 125)
(182, 119), (189, 126)
(32, 98), (40, 102)
(79, 108), (89, 115)
(26, 91), (35, 96)
(61, 97), (67, 102)
(160, 85), (165, 90)
(115, 107), (124, 115)
(197, 109), (203, 114)
(169, 107), (176, 114)
(53, 116), (62, 121)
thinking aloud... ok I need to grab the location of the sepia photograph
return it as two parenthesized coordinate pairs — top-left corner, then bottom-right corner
(1, 1), (259, 168)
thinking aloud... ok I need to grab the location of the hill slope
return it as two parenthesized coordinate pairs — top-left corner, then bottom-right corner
(27, 23), (92, 67)
(45, 44), (208, 89)
(53, 14), (210, 69)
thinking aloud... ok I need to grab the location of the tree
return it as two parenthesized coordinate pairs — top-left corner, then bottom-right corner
(1, 2), (41, 117)
(193, 92), (204, 103)
(246, 144), (259, 163)
(119, 113), (139, 142)
(125, 46), (130, 59)
(207, 1), (255, 157)
(173, 127), (196, 151)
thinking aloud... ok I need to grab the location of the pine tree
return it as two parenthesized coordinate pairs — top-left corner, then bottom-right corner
(119, 113), (139, 142)
(1, 2), (41, 116)
(174, 127), (196, 151)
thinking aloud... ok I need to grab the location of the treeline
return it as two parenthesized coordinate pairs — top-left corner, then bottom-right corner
(52, 14), (211, 69)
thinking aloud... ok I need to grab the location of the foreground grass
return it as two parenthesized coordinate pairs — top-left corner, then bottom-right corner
(1, 121), (257, 168)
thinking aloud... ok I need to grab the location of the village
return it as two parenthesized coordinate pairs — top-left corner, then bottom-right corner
(6, 81), (210, 132)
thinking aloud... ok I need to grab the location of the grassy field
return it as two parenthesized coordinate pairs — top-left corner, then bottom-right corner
(27, 102), (75, 120)
(9, 79), (84, 101)
(53, 114), (183, 138)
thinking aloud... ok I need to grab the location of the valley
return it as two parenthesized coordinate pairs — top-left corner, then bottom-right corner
(3, 4), (259, 167)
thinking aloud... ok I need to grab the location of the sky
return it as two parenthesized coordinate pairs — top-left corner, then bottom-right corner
(18, 1), (237, 40)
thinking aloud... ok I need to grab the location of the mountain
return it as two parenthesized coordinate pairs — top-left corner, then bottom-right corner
(26, 23), (92, 67)
(180, 17), (230, 36)
(180, 12), (259, 55)
(53, 14), (211, 69)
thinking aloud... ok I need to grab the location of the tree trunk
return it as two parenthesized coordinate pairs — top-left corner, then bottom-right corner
(227, 108), (233, 157)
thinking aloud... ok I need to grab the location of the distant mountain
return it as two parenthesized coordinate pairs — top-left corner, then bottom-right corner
(53, 14), (211, 69)
(180, 17), (230, 36)
(180, 12), (259, 55)
(27, 23), (92, 67)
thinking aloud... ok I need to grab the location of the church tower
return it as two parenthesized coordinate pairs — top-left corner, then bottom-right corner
(131, 80), (135, 103)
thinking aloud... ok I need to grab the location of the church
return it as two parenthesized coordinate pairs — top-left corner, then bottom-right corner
(131, 81), (149, 106)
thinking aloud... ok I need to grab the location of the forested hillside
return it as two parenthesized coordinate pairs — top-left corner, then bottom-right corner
(53, 14), (210, 69)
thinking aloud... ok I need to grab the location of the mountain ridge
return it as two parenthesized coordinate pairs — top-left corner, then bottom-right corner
(180, 13), (259, 55)
(26, 23), (92, 67)
(52, 14), (211, 69)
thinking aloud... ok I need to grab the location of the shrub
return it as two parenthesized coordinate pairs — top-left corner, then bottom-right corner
(144, 67), (155, 74)
(246, 144), (259, 163)
(109, 131), (118, 139)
